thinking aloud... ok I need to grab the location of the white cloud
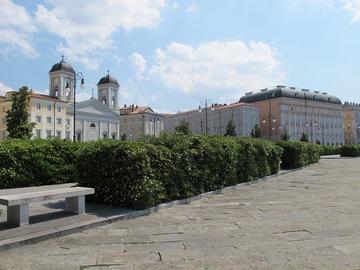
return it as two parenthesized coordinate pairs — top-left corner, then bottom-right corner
(0, 0), (37, 57)
(129, 53), (147, 78)
(149, 40), (284, 100)
(35, 0), (166, 70)
(343, 0), (360, 22)
(186, 3), (199, 13)
(0, 82), (14, 96)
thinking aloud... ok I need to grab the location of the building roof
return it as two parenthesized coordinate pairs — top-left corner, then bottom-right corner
(120, 105), (153, 115)
(31, 92), (68, 102)
(239, 86), (342, 105)
(164, 102), (258, 117)
(49, 59), (75, 73)
(97, 74), (120, 86)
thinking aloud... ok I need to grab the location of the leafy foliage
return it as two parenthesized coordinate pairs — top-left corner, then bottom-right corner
(251, 124), (261, 138)
(0, 136), (322, 210)
(320, 145), (340, 156)
(224, 120), (236, 136)
(6, 86), (35, 139)
(340, 144), (360, 157)
(276, 141), (321, 169)
(300, 133), (309, 142)
(174, 120), (191, 135)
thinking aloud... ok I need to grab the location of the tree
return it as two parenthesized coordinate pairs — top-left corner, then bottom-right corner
(175, 120), (191, 135)
(280, 130), (290, 141)
(6, 86), (35, 139)
(224, 120), (236, 136)
(251, 124), (261, 138)
(300, 132), (309, 142)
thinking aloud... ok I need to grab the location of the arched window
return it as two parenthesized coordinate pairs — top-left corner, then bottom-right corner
(90, 123), (96, 128)
(102, 131), (108, 139)
(111, 132), (116, 140)
(102, 97), (107, 105)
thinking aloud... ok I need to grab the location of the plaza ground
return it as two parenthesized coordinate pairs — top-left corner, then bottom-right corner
(1, 157), (360, 269)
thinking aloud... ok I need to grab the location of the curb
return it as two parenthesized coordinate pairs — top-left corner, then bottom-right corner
(0, 164), (314, 251)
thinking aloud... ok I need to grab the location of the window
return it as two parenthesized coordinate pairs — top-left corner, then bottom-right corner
(36, 116), (42, 123)
(2, 107), (5, 113)
(57, 106), (61, 112)
(47, 117), (52, 124)
(36, 129), (41, 138)
(90, 123), (96, 128)
(56, 131), (61, 138)
(46, 130), (52, 138)
(112, 132), (116, 140)
(103, 131), (108, 139)
(37, 103), (41, 110)
(56, 118), (62, 125)
(66, 119), (70, 126)
(47, 104), (52, 111)
(66, 131), (71, 140)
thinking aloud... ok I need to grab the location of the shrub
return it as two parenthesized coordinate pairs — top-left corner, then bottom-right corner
(320, 145), (340, 156)
(0, 139), (81, 189)
(276, 141), (320, 169)
(75, 140), (167, 209)
(340, 144), (360, 157)
(0, 135), (320, 210)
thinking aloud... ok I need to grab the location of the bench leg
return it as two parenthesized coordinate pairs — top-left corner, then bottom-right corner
(7, 204), (29, 227)
(66, 195), (85, 215)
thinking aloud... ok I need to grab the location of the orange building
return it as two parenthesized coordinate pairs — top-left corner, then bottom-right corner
(240, 86), (344, 145)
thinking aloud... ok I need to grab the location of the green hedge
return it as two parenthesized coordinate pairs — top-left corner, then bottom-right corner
(0, 136), (322, 210)
(320, 145), (340, 156)
(0, 139), (81, 189)
(276, 141), (321, 169)
(340, 144), (360, 157)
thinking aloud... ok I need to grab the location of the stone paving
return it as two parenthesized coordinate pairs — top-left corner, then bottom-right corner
(1, 158), (360, 269)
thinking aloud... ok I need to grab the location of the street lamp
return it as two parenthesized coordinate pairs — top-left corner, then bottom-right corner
(65, 71), (84, 142)
(199, 99), (215, 135)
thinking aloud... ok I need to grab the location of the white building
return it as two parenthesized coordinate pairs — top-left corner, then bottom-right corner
(163, 102), (260, 136)
(48, 58), (122, 142)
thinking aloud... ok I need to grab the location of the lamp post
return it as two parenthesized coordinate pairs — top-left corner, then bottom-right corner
(198, 99), (214, 135)
(65, 71), (84, 142)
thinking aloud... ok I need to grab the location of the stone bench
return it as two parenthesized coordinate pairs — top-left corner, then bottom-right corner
(0, 187), (95, 227)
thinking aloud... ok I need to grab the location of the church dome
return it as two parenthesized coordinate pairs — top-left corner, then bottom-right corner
(97, 74), (119, 86)
(49, 57), (75, 73)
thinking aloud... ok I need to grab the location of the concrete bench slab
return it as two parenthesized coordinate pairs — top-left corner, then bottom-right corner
(0, 187), (94, 227)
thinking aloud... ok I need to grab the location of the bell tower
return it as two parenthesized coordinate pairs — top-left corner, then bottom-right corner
(97, 70), (120, 110)
(49, 56), (75, 102)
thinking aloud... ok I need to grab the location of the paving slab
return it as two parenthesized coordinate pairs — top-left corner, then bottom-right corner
(1, 158), (360, 269)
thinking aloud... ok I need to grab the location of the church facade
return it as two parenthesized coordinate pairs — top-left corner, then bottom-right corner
(48, 58), (121, 142)
(0, 57), (122, 142)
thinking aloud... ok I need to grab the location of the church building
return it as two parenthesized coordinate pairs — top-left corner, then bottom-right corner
(48, 58), (121, 141)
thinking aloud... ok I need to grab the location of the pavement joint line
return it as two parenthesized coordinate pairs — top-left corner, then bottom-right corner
(0, 163), (317, 251)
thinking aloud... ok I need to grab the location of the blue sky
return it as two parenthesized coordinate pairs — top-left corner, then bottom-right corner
(0, 0), (360, 112)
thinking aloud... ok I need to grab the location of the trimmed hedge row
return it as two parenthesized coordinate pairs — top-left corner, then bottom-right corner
(340, 144), (360, 157)
(320, 145), (340, 156)
(77, 136), (283, 208)
(0, 139), (82, 189)
(276, 141), (321, 169)
(0, 136), (321, 209)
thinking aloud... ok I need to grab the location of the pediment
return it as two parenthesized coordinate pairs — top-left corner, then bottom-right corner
(67, 99), (119, 120)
